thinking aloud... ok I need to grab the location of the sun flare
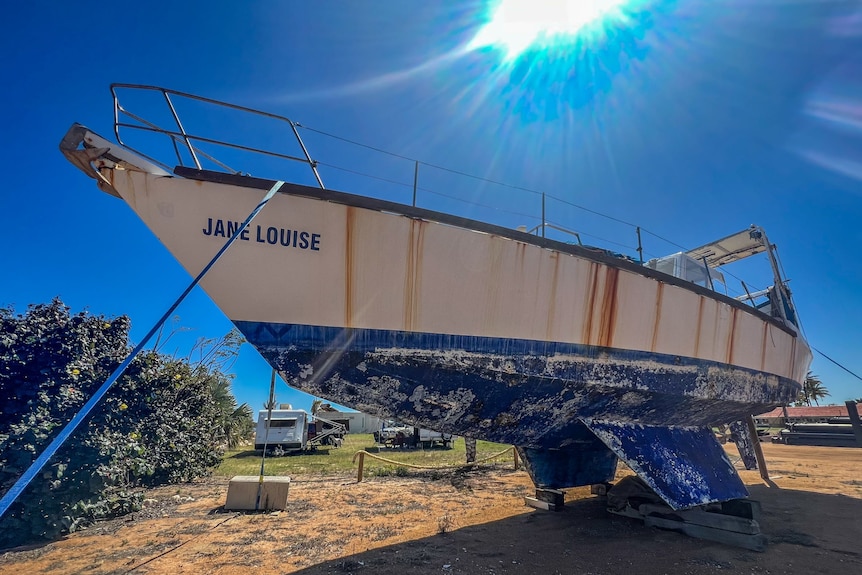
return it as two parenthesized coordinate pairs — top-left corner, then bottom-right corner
(469, 0), (634, 60)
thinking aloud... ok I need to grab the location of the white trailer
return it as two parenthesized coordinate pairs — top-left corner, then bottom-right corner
(254, 409), (349, 452)
(254, 409), (309, 452)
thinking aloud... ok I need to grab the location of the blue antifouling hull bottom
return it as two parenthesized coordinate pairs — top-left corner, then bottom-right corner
(517, 422), (619, 488)
(235, 320), (764, 509)
(581, 420), (748, 509)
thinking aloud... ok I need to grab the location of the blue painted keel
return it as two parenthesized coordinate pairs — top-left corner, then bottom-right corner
(516, 422), (619, 488)
(581, 420), (749, 509)
(235, 321), (795, 508)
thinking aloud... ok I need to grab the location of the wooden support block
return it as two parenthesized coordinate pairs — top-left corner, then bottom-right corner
(644, 515), (767, 552)
(608, 499), (766, 551)
(637, 503), (761, 535)
(536, 488), (565, 507)
(607, 504), (643, 520)
(225, 475), (291, 511)
(720, 498), (761, 521)
(525, 496), (558, 511)
(591, 482), (612, 496)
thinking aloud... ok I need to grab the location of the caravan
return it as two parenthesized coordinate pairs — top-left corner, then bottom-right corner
(254, 409), (348, 453)
(254, 409), (308, 452)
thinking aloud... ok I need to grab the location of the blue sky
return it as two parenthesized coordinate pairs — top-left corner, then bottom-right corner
(2, 0), (861, 413)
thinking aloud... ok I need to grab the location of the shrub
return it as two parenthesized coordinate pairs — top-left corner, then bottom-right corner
(0, 299), (249, 548)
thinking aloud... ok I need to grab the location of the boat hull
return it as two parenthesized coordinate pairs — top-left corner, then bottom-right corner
(63, 134), (813, 509)
(239, 321), (795, 438)
(239, 320), (762, 508)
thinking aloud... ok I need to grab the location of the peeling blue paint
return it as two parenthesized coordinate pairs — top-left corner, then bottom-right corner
(730, 420), (759, 471)
(582, 420), (749, 509)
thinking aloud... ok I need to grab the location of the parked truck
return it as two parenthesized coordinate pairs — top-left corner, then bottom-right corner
(374, 422), (455, 449)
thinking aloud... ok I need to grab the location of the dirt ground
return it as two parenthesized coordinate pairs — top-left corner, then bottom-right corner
(1, 442), (860, 575)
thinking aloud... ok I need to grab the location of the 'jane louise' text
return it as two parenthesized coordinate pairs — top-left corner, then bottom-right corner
(202, 218), (321, 251)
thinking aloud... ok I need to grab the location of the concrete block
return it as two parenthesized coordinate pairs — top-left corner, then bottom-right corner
(525, 496), (558, 511)
(225, 475), (291, 511)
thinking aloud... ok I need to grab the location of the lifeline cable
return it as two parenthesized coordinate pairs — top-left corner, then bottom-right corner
(0, 180), (285, 520)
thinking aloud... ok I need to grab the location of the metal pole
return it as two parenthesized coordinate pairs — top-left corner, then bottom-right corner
(412, 161), (419, 207)
(163, 91), (202, 170)
(288, 122), (325, 190)
(541, 194), (546, 238)
(740, 281), (756, 306)
(846, 401), (862, 448)
(701, 256), (714, 290)
(636, 227), (643, 263)
(255, 369), (277, 511)
(0, 180), (285, 521)
(745, 415), (770, 481)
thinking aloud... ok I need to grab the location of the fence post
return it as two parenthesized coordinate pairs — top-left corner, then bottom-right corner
(356, 451), (365, 482)
(465, 437), (477, 463)
(512, 447), (519, 470)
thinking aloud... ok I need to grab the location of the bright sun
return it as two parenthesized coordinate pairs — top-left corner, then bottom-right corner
(469, 0), (634, 60)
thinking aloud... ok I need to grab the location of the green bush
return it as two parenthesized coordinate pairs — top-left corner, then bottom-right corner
(0, 299), (250, 548)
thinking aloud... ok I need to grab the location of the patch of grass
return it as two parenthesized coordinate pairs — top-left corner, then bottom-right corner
(369, 524), (399, 541)
(216, 434), (512, 478)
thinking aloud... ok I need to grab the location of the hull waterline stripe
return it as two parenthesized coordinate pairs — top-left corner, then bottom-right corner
(0, 181), (285, 520)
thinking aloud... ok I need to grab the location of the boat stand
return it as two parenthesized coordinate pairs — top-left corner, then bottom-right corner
(524, 488), (566, 511)
(595, 482), (767, 552)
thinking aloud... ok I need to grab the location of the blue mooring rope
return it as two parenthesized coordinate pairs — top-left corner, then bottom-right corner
(0, 180), (285, 520)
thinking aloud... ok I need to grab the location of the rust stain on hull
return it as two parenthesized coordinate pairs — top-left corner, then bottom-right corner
(345, 207), (356, 327)
(598, 267), (619, 348)
(694, 297), (705, 357)
(403, 219), (425, 331)
(651, 282), (664, 353)
(726, 307), (738, 365)
(582, 263), (600, 344)
(546, 252), (560, 341)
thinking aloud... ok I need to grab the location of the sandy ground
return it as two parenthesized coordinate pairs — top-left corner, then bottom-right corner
(1, 442), (861, 575)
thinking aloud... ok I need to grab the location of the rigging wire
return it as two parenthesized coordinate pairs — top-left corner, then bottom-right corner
(813, 347), (862, 385)
(0, 180), (286, 521)
(304, 125), (804, 301)
(298, 124), (683, 252)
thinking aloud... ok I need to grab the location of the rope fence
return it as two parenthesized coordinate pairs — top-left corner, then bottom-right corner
(352, 446), (520, 482)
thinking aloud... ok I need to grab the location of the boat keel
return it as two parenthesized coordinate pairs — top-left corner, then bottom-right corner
(582, 419), (749, 509)
(516, 422), (618, 488)
(518, 420), (748, 510)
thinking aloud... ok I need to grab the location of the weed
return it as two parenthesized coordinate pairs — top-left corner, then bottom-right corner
(437, 514), (454, 534)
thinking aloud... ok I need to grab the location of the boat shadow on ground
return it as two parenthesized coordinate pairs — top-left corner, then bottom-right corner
(290, 484), (862, 575)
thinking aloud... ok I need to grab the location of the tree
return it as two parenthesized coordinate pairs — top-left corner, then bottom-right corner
(0, 299), (250, 547)
(800, 371), (830, 406)
(188, 333), (254, 450)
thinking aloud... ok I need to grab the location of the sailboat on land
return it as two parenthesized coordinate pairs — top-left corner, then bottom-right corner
(60, 85), (811, 510)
